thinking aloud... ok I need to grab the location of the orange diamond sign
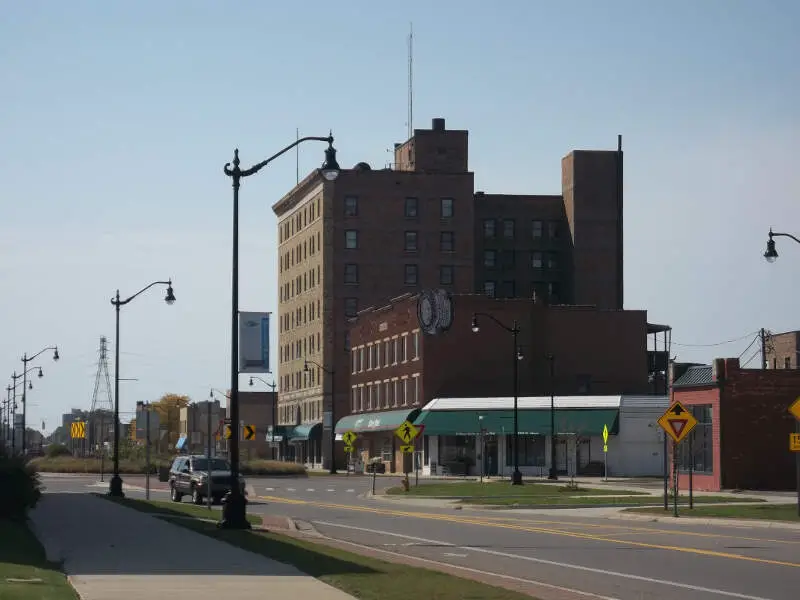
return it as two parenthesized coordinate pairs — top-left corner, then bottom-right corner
(789, 397), (800, 421)
(657, 400), (699, 444)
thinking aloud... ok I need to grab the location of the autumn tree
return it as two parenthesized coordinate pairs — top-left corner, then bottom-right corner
(150, 393), (191, 451)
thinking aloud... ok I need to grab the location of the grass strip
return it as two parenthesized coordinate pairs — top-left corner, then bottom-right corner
(99, 496), (535, 600)
(625, 503), (800, 522)
(0, 518), (78, 600)
(461, 494), (765, 506)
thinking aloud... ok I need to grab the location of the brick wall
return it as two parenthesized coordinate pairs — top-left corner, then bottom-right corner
(673, 387), (721, 491)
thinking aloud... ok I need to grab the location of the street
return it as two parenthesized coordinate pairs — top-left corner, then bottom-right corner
(39, 474), (800, 600)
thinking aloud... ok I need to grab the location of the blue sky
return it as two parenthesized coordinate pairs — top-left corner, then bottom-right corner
(1, 1), (798, 434)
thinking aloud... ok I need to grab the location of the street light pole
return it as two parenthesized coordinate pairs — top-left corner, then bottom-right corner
(471, 313), (524, 485)
(20, 346), (58, 455)
(108, 280), (176, 498)
(546, 354), (558, 480)
(249, 376), (277, 459)
(221, 136), (339, 530)
(764, 228), (800, 263)
(303, 360), (336, 474)
(10, 368), (43, 455)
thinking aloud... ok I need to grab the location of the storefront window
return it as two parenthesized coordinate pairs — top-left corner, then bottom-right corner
(505, 435), (545, 467)
(678, 404), (713, 473)
(438, 436), (476, 468)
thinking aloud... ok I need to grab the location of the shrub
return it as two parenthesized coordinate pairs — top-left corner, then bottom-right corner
(240, 459), (307, 476)
(0, 449), (42, 520)
(45, 443), (72, 458)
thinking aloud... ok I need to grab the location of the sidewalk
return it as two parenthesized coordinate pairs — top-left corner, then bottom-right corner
(29, 493), (355, 600)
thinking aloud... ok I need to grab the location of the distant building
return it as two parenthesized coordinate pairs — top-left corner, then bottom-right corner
(178, 399), (222, 455)
(765, 330), (799, 370)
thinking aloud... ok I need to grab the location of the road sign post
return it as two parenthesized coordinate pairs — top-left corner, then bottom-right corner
(602, 424), (609, 481)
(395, 421), (419, 492)
(657, 401), (698, 518)
(342, 431), (357, 477)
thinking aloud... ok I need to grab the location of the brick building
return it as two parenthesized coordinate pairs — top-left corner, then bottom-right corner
(272, 116), (624, 470)
(765, 329), (799, 370)
(671, 357), (800, 492)
(338, 293), (652, 473)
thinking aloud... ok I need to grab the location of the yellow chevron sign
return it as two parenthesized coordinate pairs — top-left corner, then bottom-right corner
(71, 421), (86, 439)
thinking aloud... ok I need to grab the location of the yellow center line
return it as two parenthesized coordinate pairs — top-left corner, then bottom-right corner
(258, 496), (800, 569)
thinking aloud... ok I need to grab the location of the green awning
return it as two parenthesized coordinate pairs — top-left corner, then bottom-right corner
(335, 408), (421, 434)
(413, 409), (619, 436)
(287, 422), (322, 442)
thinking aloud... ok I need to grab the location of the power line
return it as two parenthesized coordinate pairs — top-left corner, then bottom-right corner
(672, 331), (759, 348)
(737, 333), (760, 359)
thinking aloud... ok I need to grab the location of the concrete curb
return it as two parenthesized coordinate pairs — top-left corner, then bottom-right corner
(604, 510), (800, 530)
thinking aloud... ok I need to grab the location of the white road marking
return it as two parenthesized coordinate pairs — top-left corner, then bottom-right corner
(312, 522), (619, 600)
(313, 521), (777, 600)
(327, 488), (335, 492)
(306, 488), (315, 492)
(265, 487), (275, 491)
(443, 552), (469, 558)
(346, 489), (355, 493)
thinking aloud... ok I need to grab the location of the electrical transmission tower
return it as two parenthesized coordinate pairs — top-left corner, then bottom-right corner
(88, 336), (114, 451)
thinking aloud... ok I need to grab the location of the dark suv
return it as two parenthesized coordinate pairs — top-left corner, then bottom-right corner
(168, 455), (246, 505)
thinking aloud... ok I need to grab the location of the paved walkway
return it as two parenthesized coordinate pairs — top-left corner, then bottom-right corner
(29, 493), (355, 600)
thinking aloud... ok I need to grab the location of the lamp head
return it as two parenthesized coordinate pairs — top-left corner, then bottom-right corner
(28, 381), (33, 390)
(516, 348), (524, 361)
(38, 368), (43, 378)
(320, 138), (340, 182)
(209, 389), (213, 399)
(53, 347), (60, 361)
(764, 230), (778, 263)
(303, 360), (310, 372)
(471, 315), (479, 333)
(165, 280), (176, 305)
(249, 377), (254, 387)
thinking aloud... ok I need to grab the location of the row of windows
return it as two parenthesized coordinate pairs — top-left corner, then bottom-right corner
(280, 231), (321, 274)
(344, 195), (455, 219)
(280, 266), (321, 304)
(280, 363), (322, 392)
(484, 250), (561, 270)
(278, 400), (320, 425)
(483, 219), (561, 240)
(279, 300), (322, 332)
(279, 197), (322, 243)
(343, 264), (432, 286)
(345, 230), (457, 253)
(351, 375), (421, 412)
(279, 332), (322, 364)
(484, 280), (561, 301)
(351, 331), (421, 373)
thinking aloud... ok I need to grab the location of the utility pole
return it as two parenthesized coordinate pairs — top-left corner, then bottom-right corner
(145, 403), (151, 501)
(760, 328), (768, 369)
(207, 399), (213, 510)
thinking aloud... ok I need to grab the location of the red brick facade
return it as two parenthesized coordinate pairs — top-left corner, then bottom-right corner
(672, 357), (800, 492)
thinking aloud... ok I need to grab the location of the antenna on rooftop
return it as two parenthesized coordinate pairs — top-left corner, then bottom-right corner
(407, 22), (413, 140)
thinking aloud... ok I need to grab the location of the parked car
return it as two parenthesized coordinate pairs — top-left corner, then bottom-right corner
(167, 455), (246, 505)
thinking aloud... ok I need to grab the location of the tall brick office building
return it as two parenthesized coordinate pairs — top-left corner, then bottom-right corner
(272, 117), (624, 468)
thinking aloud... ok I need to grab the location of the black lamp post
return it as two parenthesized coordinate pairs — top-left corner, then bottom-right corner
(249, 376), (277, 459)
(546, 354), (558, 480)
(764, 228), (800, 263)
(471, 313), (524, 485)
(20, 346), (58, 454)
(108, 280), (175, 498)
(10, 367), (44, 455)
(303, 359), (336, 474)
(222, 135), (339, 529)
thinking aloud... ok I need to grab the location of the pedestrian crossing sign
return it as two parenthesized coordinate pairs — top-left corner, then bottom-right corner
(395, 420), (419, 444)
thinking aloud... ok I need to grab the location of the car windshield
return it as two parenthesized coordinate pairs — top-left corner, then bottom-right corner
(192, 458), (230, 471)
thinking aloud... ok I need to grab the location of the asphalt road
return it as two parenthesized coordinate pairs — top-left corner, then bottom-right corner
(39, 474), (800, 600)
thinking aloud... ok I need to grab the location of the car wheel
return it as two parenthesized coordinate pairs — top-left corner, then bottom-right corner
(191, 484), (203, 505)
(170, 483), (182, 503)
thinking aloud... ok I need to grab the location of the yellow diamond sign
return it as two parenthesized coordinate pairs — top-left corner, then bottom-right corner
(789, 397), (800, 421)
(342, 431), (357, 446)
(657, 401), (698, 444)
(395, 420), (419, 444)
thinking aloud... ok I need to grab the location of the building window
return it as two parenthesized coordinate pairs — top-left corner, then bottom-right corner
(548, 282), (560, 302)
(404, 264), (418, 285)
(371, 345), (379, 369)
(679, 404), (713, 473)
(358, 347), (365, 372)
(411, 331), (419, 359)
(441, 197), (454, 218)
(483, 219), (495, 239)
(399, 335), (407, 362)
(351, 387), (357, 413)
(404, 231), (418, 252)
(531, 252), (543, 269)
(344, 195), (358, 217)
(404, 197), (418, 218)
(344, 297), (358, 317)
(503, 219), (515, 238)
(548, 221), (560, 239)
(503, 280), (515, 298)
(484, 281), (496, 298)
(344, 263), (359, 284)
(484, 250), (496, 268)
(440, 265), (454, 285)
(785, 357), (792, 369)
(345, 230), (358, 249)
(506, 435), (545, 467)
(440, 231), (454, 252)
(547, 253), (558, 270)
(532, 220), (543, 238)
